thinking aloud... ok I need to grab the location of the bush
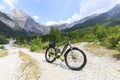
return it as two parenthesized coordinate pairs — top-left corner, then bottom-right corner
(0, 46), (5, 49)
(116, 41), (120, 51)
(101, 38), (112, 48)
(101, 35), (120, 49)
(0, 35), (9, 44)
(93, 24), (107, 41)
(30, 37), (48, 51)
(83, 33), (98, 42)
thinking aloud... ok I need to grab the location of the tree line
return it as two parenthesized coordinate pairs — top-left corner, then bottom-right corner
(1, 24), (120, 52)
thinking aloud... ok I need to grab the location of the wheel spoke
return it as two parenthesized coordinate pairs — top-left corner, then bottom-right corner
(71, 51), (84, 67)
(45, 47), (56, 63)
(65, 48), (87, 70)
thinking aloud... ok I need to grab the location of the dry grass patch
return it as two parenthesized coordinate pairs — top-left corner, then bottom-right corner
(18, 44), (30, 49)
(0, 50), (8, 57)
(83, 43), (119, 56)
(17, 51), (41, 80)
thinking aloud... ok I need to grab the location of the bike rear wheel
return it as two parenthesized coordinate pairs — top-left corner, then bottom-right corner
(65, 47), (87, 70)
(45, 47), (56, 63)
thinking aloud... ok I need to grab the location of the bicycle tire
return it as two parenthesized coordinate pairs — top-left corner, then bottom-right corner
(64, 47), (87, 70)
(45, 47), (56, 63)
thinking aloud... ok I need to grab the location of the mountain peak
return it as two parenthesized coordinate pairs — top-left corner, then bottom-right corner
(9, 9), (29, 19)
(114, 4), (120, 8)
(8, 9), (30, 27)
(107, 4), (120, 17)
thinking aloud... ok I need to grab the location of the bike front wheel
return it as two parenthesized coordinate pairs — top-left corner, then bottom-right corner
(64, 47), (87, 70)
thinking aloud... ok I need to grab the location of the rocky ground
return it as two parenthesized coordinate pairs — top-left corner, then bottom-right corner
(0, 40), (120, 80)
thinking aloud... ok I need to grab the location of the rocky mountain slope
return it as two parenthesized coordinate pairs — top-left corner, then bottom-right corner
(8, 9), (48, 35)
(0, 11), (21, 30)
(64, 4), (120, 32)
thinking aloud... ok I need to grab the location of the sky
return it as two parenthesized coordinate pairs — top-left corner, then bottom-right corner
(0, 0), (120, 25)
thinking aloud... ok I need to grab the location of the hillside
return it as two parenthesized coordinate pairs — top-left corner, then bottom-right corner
(0, 11), (29, 36)
(0, 21), (27, 36)
(0, 10), (48, 36)
(64, 4), (120, 32)
(8, 9), (48, 35)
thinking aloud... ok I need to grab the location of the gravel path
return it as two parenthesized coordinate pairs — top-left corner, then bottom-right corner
(0, 41), (120, 80)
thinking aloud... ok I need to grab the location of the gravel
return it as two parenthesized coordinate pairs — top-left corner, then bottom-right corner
(0, 41), (120, 80)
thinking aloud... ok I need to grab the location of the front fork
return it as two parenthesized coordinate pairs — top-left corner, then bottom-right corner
(69, 41), (76, 59)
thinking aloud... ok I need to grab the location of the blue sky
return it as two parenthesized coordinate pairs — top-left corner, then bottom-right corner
(16, 0), (80, 23)
(0, 0), (120, 25)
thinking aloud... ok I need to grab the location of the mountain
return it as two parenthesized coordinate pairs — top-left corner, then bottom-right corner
(0, 11), (21, 30)
(0, 20), (27, 36)
(0, 11), (28, 35)
(1, 4), (120, 35)
(0, 9), (51, 35)
(49, 23), (71, 30)
(64, 4), (120, 32)
(72, 14), (99, 25)
(107, 4), (120, 17)
(8, 9), (48, 35)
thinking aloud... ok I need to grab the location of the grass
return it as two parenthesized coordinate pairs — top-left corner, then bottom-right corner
(0, 50), (8, 57)
(17, 51), (41, 80)
(83, 42), (119, 56)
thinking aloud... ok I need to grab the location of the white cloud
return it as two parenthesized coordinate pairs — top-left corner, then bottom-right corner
(44, 13), (81, 26)
(79, 0), (120, 18)
(45, 21), (59, 26)
(45, 0), (120, 25)
(3, 0), (18, 9)
(65, 13), (81, 23)
(33, 15), (39, 21)
(0, 5), (6, 12)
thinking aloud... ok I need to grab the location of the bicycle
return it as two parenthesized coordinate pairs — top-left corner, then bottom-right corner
(45, 33), (87, 71)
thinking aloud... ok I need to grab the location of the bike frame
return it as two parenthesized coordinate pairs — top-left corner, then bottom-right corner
(46, 34), (87, 70)
(60, 40), (73, 55)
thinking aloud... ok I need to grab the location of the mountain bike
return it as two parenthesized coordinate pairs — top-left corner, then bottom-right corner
(45, 33), (87, 71)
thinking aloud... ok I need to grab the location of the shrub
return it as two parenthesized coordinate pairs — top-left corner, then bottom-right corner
(42, 42), (49, 49)
(101, 38), (112, 48)
(0, 35), (9, 44)
(101, 35), (120, 49)
(0, 46), (5, 49)
(83, 33), (98, 42)
(30, 37), (48, 51)
(93, 24), (107, 41)
(116, 41), (120, 51)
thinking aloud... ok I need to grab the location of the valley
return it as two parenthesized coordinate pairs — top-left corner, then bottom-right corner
(0, 2), (120, 80)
